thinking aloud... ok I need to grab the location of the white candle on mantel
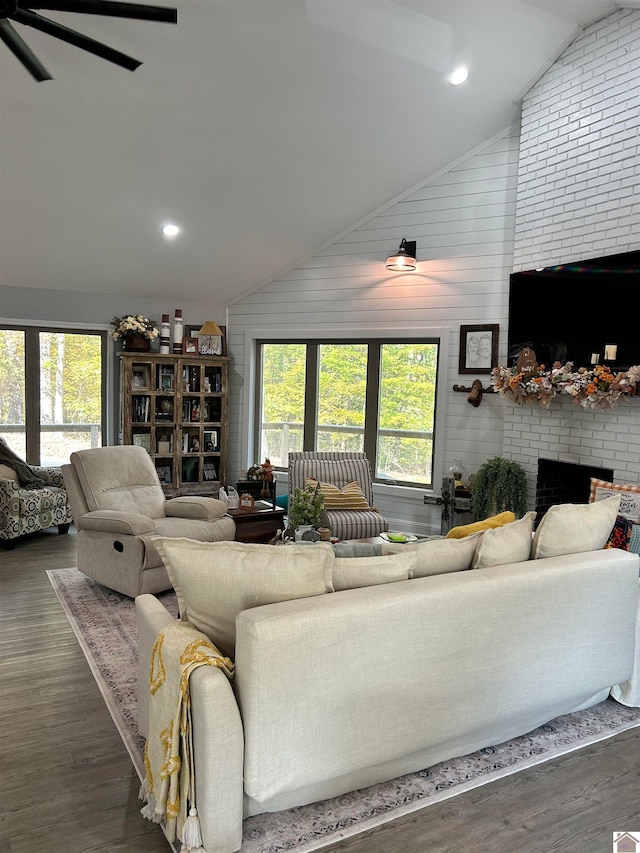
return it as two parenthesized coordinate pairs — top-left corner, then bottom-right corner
(605, 344), (618, 360)
(591, 352), (600, 365)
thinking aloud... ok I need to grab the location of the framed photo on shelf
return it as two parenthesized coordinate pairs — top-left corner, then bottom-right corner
(132, 365), (151, 390)
(184, 324), (226, 356)
(458, 324), (499, 375)
(204, 429), (218, 451)
(155, 464), (172, 485)
(182, 337), (199, 354)
(133, 433), (151, 452)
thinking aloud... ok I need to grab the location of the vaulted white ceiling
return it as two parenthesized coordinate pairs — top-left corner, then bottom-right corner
(0, 0), (618, 306)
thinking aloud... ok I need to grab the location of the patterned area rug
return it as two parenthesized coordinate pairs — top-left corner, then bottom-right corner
(48, 567), (640, 853)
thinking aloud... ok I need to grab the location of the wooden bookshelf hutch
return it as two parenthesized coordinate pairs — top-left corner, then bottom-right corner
(118, 352), (229, 496)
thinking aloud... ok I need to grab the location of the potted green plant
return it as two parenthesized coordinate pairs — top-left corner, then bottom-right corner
(470, 456), (528, 521)
(288, 483), (325, 540)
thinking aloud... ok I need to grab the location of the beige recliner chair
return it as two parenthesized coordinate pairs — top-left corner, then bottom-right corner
(62, 445), (235, 597)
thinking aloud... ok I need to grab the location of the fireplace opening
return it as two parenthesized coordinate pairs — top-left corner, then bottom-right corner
(535, 459), (614, 524)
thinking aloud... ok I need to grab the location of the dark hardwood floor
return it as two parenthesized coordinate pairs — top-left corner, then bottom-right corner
(1, 529), (640, 853)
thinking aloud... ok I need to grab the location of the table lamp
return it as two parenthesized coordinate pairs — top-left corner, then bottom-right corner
(197, 321), (223, 355)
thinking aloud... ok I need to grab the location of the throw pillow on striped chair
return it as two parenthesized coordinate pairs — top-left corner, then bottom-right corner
(305, 477), (374, 511)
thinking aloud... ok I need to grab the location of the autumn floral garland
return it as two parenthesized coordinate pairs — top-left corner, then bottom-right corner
(491, 362), (640, 410)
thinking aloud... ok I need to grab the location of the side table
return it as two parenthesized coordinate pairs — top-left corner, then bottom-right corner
(227, 503), (286, 544)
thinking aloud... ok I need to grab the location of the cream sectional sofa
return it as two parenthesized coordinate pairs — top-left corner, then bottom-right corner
(136, 495), (640, 853)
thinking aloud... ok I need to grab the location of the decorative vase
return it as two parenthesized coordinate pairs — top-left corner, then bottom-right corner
(449, 459), (465, 487)
(123, 333), (151, 352)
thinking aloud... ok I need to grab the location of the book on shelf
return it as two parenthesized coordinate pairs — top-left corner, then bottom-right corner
(133, 396), (150, 422)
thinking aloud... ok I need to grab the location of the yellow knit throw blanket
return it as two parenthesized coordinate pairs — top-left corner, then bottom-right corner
(140, 620), (235, 852)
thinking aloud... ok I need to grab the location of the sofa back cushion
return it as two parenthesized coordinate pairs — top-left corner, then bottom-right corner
(155, 538), (335, 657)
(332, 552), (417, 591)
(472, 512), (537, 569)
(70, 446), (166, 519)
(381, 532), (482, 577)
(531, 495), (621, 559)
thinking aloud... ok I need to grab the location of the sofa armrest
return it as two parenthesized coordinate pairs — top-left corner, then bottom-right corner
(191, 665), (245, 853)
(165, 496), (228, 520)
(0, 478), (20, 532)
(76, 510), (155, 535)
(135, 594), (176, 738)
(135, 593), (244, 851)
(611, 579), (640, 707)
(32, 466), (65, 487)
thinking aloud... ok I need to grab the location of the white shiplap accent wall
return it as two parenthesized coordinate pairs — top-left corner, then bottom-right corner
(503, 8), (640, 506)
(227, 128), (520, 535)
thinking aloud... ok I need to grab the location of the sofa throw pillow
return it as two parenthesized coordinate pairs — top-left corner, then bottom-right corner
(589, 478), (640, 523)
(446, 511), (515, 539)
(472, 511), (537, 569)
(381, 532), (483, 577)
(155, 538), (335, 658)
(305, 477), (373, 511)
(297, 458), (374, 505)
(531, 494), (621, 559)
(606, 515), (634, 551)
(332, 551), (417, 591)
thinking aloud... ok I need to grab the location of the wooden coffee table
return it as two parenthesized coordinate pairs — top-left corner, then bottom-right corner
(227, 502), (286, 544)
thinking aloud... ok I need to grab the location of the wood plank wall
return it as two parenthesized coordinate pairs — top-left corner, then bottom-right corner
(226, 129), (520, 534)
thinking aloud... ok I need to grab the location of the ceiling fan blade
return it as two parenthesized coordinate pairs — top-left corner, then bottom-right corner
(0, 17), (52, 79)
(15, 7), (142, 70)
(19, 0), (177, 23)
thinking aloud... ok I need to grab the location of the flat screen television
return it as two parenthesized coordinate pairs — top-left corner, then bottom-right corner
(508, 248), (640, 370)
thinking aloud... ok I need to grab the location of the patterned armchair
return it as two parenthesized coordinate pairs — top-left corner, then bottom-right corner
(288, 451), (389, 541)
(0, 465), (73, 549)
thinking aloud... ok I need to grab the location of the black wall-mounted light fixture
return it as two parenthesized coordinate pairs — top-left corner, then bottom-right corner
(386, 238), (417, 271)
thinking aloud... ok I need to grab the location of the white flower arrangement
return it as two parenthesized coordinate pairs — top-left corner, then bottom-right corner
(110, 314), (159, 341)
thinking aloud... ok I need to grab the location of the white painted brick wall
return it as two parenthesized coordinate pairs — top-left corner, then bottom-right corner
(503, 8), (640, 505)
(514, 8), (640, 272)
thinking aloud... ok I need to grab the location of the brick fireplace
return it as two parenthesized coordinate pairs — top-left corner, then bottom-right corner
(535, 458), (613, 524)
(502, 396), (640, 514)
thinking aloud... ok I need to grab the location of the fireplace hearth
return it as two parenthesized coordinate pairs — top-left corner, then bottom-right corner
(535, 459), (613, 524)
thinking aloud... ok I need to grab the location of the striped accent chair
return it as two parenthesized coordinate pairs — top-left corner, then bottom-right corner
(288, 452), (389, 541)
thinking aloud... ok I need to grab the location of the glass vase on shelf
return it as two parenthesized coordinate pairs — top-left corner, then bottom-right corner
(449, 459), (465, 487)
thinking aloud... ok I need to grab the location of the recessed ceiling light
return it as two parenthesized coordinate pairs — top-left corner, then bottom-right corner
(162, 223), (180, 238)
(448, 66), (469, 86)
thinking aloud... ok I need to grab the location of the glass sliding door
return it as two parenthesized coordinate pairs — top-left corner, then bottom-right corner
(0, 325), (106, 465)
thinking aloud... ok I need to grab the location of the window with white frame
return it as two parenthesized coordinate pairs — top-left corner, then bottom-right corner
(255, 338), (439, 488)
